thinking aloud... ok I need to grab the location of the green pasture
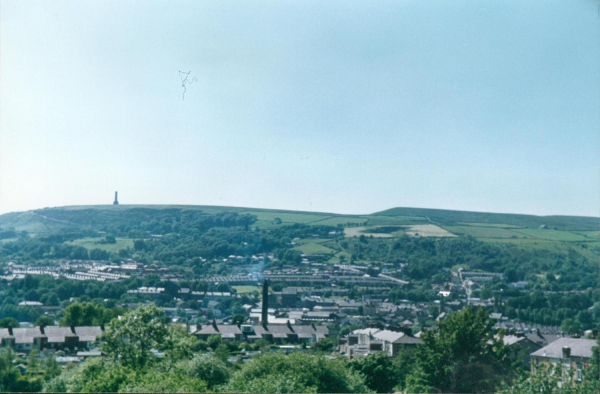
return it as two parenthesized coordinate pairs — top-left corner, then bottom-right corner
(308, 216), (368, 226)
(67, 237), (134, 252)
(458, 222), (523, 228)
(328, 251), (352, 264)
(243, 211), (328, 224)
(443, 225), (529, 239)
(573, 231), (600, 240)
(478, 238), (590, 255)
(479, 237), (556, 246)
(293, 238), (332, 245)
(292, 242), (337, 255)
(366, 216), (426, 226)
(232, 286), (260, 294)
(318, 240), (342, 249)
(513, 228), (588, 242)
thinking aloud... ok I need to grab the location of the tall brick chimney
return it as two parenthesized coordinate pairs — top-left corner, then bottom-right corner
(262, 279), (269, 327)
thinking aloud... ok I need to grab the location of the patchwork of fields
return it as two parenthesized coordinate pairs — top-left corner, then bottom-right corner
(1, 206), (597, 258)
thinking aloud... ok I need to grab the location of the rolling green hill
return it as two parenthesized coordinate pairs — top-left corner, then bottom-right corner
(0, 205), (597, 248)
(374, 207), (599, 231)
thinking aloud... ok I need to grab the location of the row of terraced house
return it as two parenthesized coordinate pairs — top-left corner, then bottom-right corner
(0, 326), (104, 352)
(191, 321), (328, 344)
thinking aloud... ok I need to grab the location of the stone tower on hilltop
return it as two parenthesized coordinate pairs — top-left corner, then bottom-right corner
(113, 191), (119, 205)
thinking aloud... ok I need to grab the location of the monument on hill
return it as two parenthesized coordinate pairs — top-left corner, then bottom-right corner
(113, 191), (119, 205)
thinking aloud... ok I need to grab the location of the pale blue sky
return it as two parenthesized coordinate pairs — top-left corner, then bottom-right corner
(1, 0), (599, 217)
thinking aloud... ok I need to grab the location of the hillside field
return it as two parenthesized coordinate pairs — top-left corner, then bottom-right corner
(0, 205), (597, 256)
(66, 237), (134, 253)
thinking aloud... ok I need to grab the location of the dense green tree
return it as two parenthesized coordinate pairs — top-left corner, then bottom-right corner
(391, 347), (419, 391)
(311, 337), (336, 352)
(349, 352), (398, 393)
(178, 353), (231, 389)
(40, 292), (60, 306)
(0, 317), (19, 328)
(223, 373), (316, 393)
(163, 324), (202, 367)
(89, 248), (109, 260)
(43, 357), (62, 382)
(561, 318), (583, 336)
(44, 359), (134, 392)
(406, 307), (513, 393)
(133, 239), (147, 251)
(0, 348), (20, 391)
(231, 314), (246, 325)
(59, 302), (112, 326)
(222, 352), (368, 393)
(102, 303), (170, 369)
(207, 334), (223, 350)
(27, 350), (41, 375)
(34, 316), (55, 327)
(214, 343), (230, 363)
(104, 236), (116, 244)
(0, 348), (43, 392)
(118, 370), (208, 393)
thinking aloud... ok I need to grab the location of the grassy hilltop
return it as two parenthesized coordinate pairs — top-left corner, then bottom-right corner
(0, 205), (598, 257)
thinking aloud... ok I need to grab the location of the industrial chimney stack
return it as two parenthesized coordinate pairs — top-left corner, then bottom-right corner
(262, 279), (269, 327)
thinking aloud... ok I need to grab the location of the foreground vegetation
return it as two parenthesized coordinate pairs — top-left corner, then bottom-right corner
(0, 305), (596, 393)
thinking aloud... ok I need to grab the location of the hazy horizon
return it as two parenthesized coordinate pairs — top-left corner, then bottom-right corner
(2, 0), (599, 217)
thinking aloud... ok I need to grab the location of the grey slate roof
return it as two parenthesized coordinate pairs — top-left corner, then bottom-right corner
(14, 328), (44, 344)
(372, 330), (406, 343)
(351, 328), (423, 345)
(1, 326), (104, 345)
(0, 328), (14, 340)
(263, 325), (292, 338)
(45, 327), (76, 343)
(75, 326), (103, 342)
(531, 338), (597, 359)
(193, 323), (328, 340)
(525, 332), (560, 347)
(195, 324), (242, 338)
(295, 325), (328, 339)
